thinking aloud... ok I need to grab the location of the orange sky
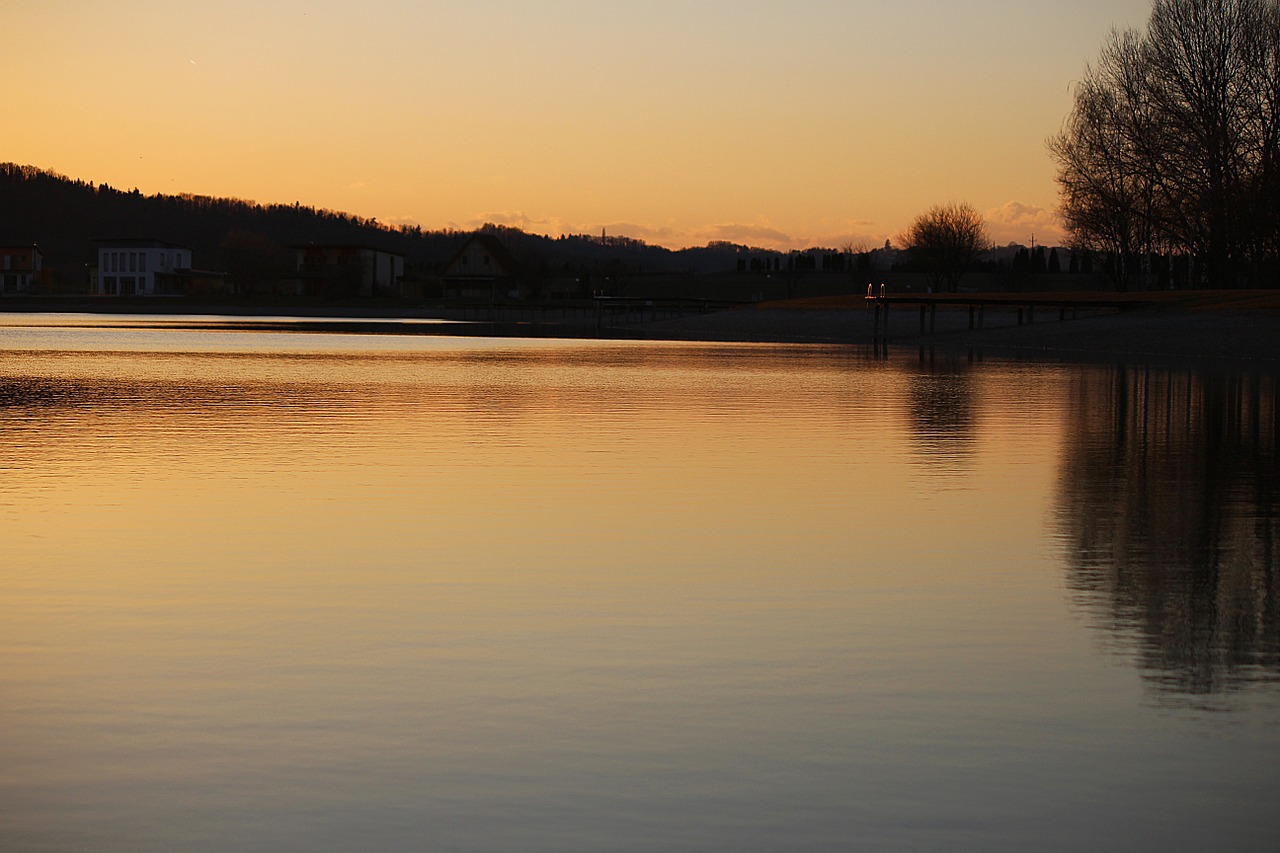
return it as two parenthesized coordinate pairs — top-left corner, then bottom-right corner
(6, 1), (1155, 250)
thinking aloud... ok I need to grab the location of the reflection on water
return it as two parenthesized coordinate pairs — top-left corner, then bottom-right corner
(1056, 366), (1279, 702)
(1, 322), (1278, 852)
(904, 353), (979, 477)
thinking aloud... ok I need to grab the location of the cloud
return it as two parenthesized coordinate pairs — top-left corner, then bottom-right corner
(465, 210), (559, 232)
(452, 213), (698, 250)
(599, 221), (685, 246)
(695, 223), (796, 251)
(984, 201), (1066, 246)
(806, 225), (894, 252)
(431, 214), (891, 253)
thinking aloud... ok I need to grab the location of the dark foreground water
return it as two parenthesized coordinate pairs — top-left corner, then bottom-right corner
(0, 317), (1277, 851)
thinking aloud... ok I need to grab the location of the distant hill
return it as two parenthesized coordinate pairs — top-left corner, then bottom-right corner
(0, 164), (793, 291)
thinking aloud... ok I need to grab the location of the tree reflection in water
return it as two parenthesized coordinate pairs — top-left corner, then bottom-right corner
(904, 352), (978, 478)
(1056, 365), (1279, 702)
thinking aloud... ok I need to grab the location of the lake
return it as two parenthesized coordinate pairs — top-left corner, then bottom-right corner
(1, 316), (1277, 851)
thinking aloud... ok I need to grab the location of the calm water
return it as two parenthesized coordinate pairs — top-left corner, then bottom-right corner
(1, 317), (1277, 852)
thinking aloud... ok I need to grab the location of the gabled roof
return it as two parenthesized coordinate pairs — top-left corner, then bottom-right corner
(444, 232), (518, 276)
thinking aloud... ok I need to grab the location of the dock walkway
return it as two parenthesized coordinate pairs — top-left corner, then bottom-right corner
(865, 292), (1153, 337)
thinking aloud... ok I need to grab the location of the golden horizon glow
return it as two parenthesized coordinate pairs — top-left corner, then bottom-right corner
(6, 0), (1155, 250)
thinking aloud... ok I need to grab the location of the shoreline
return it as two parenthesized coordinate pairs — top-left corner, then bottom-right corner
(2, 292), (1278, 368)
(635, 302), (1280, 368)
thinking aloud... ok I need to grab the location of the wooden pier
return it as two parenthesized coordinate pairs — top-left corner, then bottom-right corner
(865, 292), (1155, 339)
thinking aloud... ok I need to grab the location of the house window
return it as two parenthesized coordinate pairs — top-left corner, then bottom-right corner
(139, 253), (147, 272)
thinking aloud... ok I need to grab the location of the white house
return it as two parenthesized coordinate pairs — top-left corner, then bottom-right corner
(96, 239), (193, 296)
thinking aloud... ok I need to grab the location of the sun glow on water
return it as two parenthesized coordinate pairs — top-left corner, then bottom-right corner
(0, 323), (1276, 851)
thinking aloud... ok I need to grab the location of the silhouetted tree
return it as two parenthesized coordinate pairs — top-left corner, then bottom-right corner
(1031, 245), (1048, 274)
(842, 239), (875, 279)
(1013, 247), (1031, 273)
(1049, 0), (1280, 288)
(898, 202), (992, 292)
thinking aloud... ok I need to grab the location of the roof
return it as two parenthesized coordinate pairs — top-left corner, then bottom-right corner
(94, 238), (193, 250)
(443, 232), (518, 276)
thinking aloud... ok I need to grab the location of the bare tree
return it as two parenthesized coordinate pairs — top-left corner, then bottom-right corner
(1048, 29), (1161, 290)
(1050, 0), (1280, 289)
(841, 238), (873, 280)
(898, 202), (991, 293)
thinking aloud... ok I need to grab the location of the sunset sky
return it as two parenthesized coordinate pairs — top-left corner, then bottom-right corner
(6, 0), (1154, 250)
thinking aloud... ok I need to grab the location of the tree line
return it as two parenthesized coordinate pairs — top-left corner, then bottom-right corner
(1049, 0), (1280, 290)
(0, 164), (849, 293)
